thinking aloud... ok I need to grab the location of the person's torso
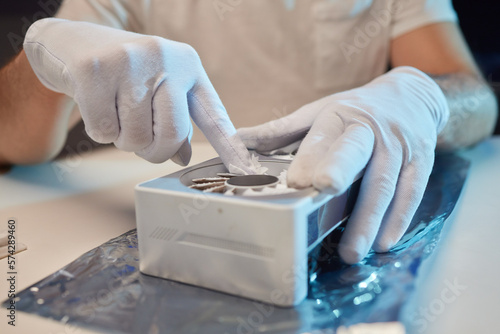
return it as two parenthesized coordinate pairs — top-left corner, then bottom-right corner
(141, 0), (393, 138)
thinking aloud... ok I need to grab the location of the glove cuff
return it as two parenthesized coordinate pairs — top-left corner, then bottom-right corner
(382, 66), (450, 134)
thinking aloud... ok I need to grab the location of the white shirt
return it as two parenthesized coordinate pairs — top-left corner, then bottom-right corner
(56, 0), (457, 141)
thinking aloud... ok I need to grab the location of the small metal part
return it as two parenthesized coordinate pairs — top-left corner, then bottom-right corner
(189, 181), (226, 190)
(203, 184), (226, 193)
(192, 177), (229, 184)
(189, 170), (283, 196)
(226, 175), (279, 188)
(216, 173), (239, 178)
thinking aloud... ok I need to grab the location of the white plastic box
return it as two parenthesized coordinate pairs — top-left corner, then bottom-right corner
(135, 157), (360, 306)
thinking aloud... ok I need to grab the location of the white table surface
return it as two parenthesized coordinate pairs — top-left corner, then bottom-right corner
(1, 139), (499, 334)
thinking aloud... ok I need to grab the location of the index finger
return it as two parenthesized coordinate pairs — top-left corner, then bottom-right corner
(188, 74), (256, 174)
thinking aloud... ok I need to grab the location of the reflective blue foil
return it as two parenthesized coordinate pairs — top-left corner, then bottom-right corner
(5, 154), (469, 333)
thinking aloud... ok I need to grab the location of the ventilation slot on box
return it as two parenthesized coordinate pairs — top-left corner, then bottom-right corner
(149, 226), (178, 241)
(181, 233), (275, 258)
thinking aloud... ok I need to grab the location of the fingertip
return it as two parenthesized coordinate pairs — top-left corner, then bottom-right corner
(135, 150), (164, 164)
(287, 178), (311, 189)
(170, 143), (192, 166)
(287, 161), (313, 189)
(372, 242), (393, 253)
(372, 234), (399, 253)
(373, 210), (414, 253)
(338, 244), (366, 265)
(338, 234), (371, 264)
(171, 155), (188, 166)
(85, 124), (119, 144)
(312, 167), (349, 195)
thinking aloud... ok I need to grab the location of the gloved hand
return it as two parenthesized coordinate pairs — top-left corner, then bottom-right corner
(23, 18), (255, 173)
(238, 67), (449, 264)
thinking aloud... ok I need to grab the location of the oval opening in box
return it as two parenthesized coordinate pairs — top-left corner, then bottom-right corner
(179, 160), (315, 198)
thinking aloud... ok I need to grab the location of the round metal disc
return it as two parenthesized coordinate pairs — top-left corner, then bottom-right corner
(226, 175), (279, 187)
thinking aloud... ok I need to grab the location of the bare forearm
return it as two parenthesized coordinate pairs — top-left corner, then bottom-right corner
(0, 51), (71, 165)
(430, 72), (498, 151)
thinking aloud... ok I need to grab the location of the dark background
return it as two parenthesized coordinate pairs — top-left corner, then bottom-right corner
(1, 1), (499, 132)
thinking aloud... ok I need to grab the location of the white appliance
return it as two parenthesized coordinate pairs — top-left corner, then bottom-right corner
(135, 157), (360, 306)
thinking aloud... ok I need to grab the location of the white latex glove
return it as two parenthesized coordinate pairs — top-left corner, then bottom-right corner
(23, 18), (255, 173)
(238, 67), (449, 264)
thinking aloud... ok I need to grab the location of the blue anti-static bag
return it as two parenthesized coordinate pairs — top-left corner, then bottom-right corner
(6, 154), (469, 334)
